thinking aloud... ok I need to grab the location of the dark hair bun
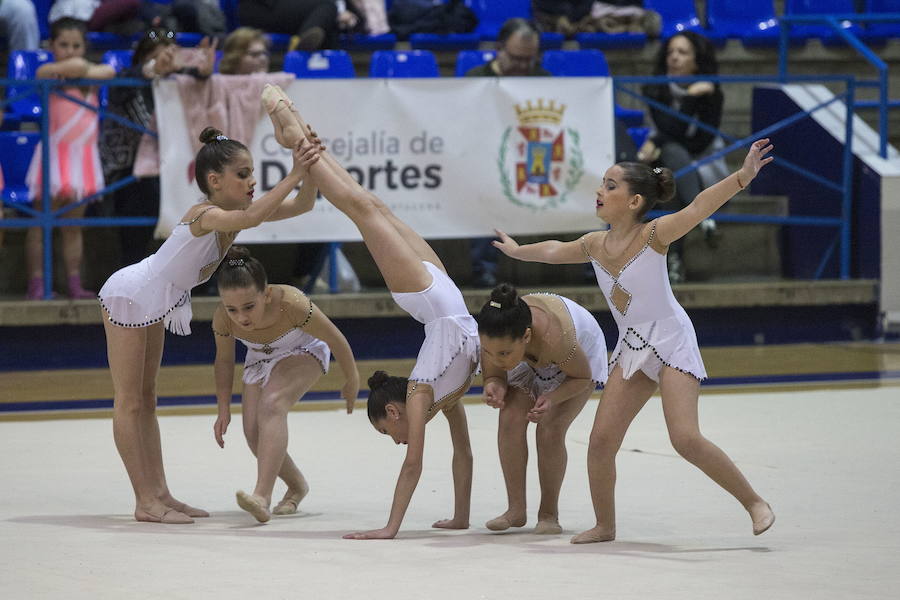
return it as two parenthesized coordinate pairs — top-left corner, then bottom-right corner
(368, 370), (391, 391)
(654, 167), (676, 204)
(225, 246), (251, 261)
(489, 283), (519, 310)
(199, 127), (225, 145)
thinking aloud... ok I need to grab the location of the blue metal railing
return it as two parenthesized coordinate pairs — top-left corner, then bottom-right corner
(614, 72), (858, 278)
(778, 13), (900, 159)
(0, 76), (342, 298)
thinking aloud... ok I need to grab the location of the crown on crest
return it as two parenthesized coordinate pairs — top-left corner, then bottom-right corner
(515, 99), (566, 125)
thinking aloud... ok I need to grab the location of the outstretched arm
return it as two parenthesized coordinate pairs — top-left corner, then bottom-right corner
(656, 138), (774, 246)
(302, 303), (360, 413)
(212, 327), (236, 448)
(492, 229), (590, 265)
(344, 391), (429, 539)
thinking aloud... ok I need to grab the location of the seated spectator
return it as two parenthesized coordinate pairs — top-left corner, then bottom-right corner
(98, 28), (215, 269)
(0, 0), (40, 50)
(639, 31), (724, 283)
(49, 0), (145, 37)
(533, 0), (660, 38)
(218, 27), (271, 75)
(238, 0), (340, 51)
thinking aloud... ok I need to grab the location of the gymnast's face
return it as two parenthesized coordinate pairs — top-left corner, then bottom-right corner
(209, 151), (256, 208)
(596, 165), (637, 220)
(372, 402), (409, 445)
(220, 285), (268, 329)
(480, 332), (530, 371)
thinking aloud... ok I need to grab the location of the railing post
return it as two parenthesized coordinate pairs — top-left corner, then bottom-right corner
(841, 78), (855, 280)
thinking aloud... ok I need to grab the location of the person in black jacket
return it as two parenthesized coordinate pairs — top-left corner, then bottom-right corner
(639, 31), (723, 282)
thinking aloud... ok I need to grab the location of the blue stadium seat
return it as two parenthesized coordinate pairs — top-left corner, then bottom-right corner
(86, 32), (137, 50)
(541, 49), (609, 77)
(705, 1), (782, 47)
(784, 0), (863, 46)
(465, 0), (530, 41)
(340, 33), (398, 51)
(575, 32), (647, 50)
(6, 50), (53, 123)
(454, 50), (496, 76)
(409, 32), (480, 50)
(541, 51), (644, 127)
(102, 50), (133, 74)
(861, 0), (900, 44)
(644, 0), (703, 38)
(0, 131), (39, 206)
(283, 50), (355, 78)
(627, 126), (651, 149)
(33, 0), (52, 40)
(369, 50), (439, 78)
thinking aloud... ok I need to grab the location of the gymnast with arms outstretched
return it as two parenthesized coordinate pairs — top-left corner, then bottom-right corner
(490, 139), (777, 542)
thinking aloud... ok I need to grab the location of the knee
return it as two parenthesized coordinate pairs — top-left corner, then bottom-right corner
(587, 429), (621, 458)
(498, 408), (529, 434)
(536, 422), (566, 447)
(258, 392), (291, 418)
(670, 431), (704, 461)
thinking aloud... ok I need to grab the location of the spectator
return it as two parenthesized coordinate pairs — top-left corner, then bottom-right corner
(464, 18), (549, 287)
(218, 27), (270, 75)
(639, 31), (724, 283)
(49, 0), (145, 36)
(0, 0), (40, 50)
(533, 0), (661, 38)
(25, 18), (116, 299)
(99, 28), (216, 269)
(237, 0), (339, 51)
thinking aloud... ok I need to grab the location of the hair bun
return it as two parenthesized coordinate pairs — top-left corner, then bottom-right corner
(199, 127), (225, 145)
(368, 370), (391, 391)
(489, 283), (519, 309)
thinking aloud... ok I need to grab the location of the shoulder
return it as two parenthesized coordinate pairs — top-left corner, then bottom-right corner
(646, 220), (668, 253)
(580, 231), (604, 260)
(279, 285), (314, 326)
(212, 304), (232, 335)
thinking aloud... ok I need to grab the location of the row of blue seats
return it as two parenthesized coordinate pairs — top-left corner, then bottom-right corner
(3, 48), (642, 122)
(0, 47), (649, 208)
(26, 0), (900, 52)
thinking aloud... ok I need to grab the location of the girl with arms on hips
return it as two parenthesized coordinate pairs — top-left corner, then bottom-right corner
(212, 246), (359, 523)
(98, 119), (320, 524)
(492, 140), (777, 542)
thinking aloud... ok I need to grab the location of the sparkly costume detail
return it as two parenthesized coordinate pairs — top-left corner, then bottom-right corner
(583, 220), (707, 382)
(212, 285), (329, 386)
(98, 205), (235, 335)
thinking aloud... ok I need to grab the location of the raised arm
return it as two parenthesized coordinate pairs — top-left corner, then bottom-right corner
(344, 392), (429, 539)
(301, 302), (360, 413)
(656, 138), (774, 247)
(492, 229), (589, 265)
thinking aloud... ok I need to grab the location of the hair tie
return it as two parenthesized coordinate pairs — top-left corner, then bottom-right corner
(652, 167), (663, 175)
(489, 301), (502, 309)
(227, 258), (245, 267)
(215, 134), (229, 142)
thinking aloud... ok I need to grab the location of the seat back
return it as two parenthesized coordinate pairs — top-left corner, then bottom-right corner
(644, 0), (702, 36)
(541, 50), (609, 77)
(707, 0), (777, 28)
(6, 50), (54, 122)
(369, 50), (439, 78)
(464, 0), (531, 39)
(0, 131), (40, 204)
(454, 50), (496, 76)
(283, 50), (355, 78)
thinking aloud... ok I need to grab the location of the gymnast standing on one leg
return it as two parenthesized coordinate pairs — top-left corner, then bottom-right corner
(490, 139), (777, 543)
(211, 246), (359, 523)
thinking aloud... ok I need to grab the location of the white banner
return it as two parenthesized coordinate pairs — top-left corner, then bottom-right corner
(156, 77), (615, 242)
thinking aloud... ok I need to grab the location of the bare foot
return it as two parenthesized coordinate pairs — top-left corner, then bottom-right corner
(236, 490), (271, 523)
(273, 481), (309, 516)
(534, 518), (562, 535)
(432, 517), (470, 530)
(135, 506), (194, 524)
(261, 83), (304, 149)
(163, 497), (209, 518)
(750, 501), (775, 536)
(570, 526), (615, 544)
(485, 510), (526, 532)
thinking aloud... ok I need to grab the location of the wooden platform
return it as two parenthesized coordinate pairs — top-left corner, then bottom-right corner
(0, 279), (879, 327)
